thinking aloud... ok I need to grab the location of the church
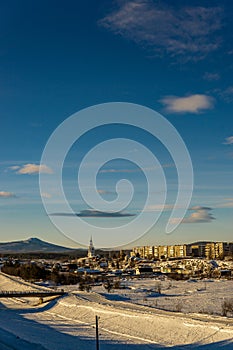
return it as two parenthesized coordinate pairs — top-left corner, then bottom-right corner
(87, 236), (95, 258)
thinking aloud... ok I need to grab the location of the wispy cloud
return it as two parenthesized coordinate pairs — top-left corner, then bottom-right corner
(223, 136), (233, 145)
(0, 191), (15, 198)
(99, 168), (134, 174)
(170, 206), (215, 224)
(100, 167), (152, 174)
(50, 209), (135, 218)
(203, 72), (220, 81)
(97, 189), (114, 195)
(9, 163), (53, 175)
(99, 1), (223, 61)
(215, 198), (233, 208)
(182, 206), (215, 223)
(9, 166), (20, 171)
(214, 86), (233, 103)
(41, 192), (52, 199)
(100, 164), (173, 174)
(160, 94), (214, 113)
(144, 204), (174, 212)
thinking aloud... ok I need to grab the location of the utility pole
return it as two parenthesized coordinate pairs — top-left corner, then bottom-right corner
(95, 315), (99, 350)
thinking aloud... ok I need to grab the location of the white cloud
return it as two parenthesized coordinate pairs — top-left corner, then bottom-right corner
(160, 94), (214, 113)
(182, 206), (215, 223)
(9, 166), (20, 170)
(203, 72), (220, 81)
(220, 86), (233, 102)
(14, 164), (53, 175)
(215, 198), (233, 208)
(170, 206), (215, 224)
(223, 136), (233, 145)
(218, 202), (233, 208)
(145, 204), (174, 212)
(99, 1), (223, 61)
(97, 189), (106, 194)
(100, 164), (173, 174)
(0, 191), (15, 198)
(99, 168), (148, 174)
(97, 189), (115, 195)
(41, 192), (52, 199)
(213, 86), (233, 103)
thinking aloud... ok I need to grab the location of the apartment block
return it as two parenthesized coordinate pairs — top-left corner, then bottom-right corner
(187, 242), (208, 257)
(205, 242), (233, 259)
(132, 241), (233, 260)
(132, 244), (187, 259)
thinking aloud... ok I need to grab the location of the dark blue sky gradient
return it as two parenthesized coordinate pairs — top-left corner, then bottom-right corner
(0, 1), (232, 247)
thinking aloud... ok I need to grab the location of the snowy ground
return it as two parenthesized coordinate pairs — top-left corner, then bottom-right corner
(0, 272), (233, 349)
(94, 278), (233, 315)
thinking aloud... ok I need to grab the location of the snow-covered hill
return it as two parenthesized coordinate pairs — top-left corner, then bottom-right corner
(0, 237), (73, 253)
(0, 273), (232, 349)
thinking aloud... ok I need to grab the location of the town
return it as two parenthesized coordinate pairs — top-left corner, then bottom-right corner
(1, 238), (233, 286)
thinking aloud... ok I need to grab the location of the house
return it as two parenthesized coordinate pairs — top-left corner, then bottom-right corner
(136, 266), (153, 275)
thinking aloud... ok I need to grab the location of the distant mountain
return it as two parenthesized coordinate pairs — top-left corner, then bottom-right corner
(0, 237), (74, 253)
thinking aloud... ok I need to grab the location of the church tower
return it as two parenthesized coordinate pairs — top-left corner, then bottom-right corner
(88, 236), (95, 258)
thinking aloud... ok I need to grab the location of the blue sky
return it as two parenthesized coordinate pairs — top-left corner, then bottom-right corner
(0, 0), (232, 248)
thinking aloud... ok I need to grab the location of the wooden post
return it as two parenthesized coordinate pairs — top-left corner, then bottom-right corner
(96, 315), (99, 350)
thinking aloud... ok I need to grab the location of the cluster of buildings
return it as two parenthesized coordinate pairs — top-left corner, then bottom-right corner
(73, 239), (233, 278)
(2, 238), (233, 281)
(131, 241), (233, 260)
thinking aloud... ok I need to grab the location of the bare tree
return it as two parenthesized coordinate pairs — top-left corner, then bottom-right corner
(222, 299), (233, 317)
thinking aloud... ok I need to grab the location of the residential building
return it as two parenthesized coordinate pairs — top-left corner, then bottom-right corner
(132, 244), (187, 259)
(187, 242), (209, 257)
(205, 242), (233, 259)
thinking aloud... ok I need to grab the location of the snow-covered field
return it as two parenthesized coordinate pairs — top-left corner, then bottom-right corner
(96, 278), (233, 315)
(0, 272), (233, 349)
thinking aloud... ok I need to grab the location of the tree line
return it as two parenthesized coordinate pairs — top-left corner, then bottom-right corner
(1, 261), (81, 285)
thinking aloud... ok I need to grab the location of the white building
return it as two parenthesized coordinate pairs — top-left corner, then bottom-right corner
(88, 236), (95, 258)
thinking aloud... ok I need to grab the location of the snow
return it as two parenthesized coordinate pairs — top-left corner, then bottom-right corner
(0, 327), (46, 350)
(0, 272), (233, 349)
(95, 278), (233, 315)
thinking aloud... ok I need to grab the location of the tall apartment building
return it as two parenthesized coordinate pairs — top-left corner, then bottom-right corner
(131, 246), (146, 258)
(158, 245), (168, 259)
(132, 242), (233, 260)
(154, 246), (159, 259)
(131, 246), (155, 259)
(132, 244), (187, 259)
(175, 244), (186, 258)
(144, 245), (154, 259)
(205, 243), (215, 259)
(205, 242), (233, 259)
(186, 242), (209, 257)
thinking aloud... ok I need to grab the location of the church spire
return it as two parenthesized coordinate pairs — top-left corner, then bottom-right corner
(88, 236), (95, 258)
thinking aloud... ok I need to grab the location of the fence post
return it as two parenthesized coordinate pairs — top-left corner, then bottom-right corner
(96, 315), (99, 350)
